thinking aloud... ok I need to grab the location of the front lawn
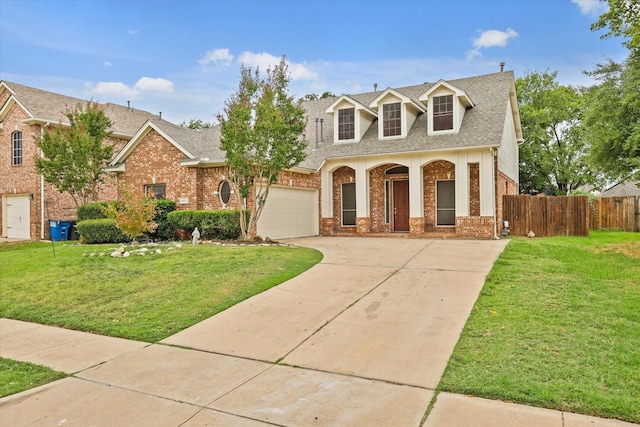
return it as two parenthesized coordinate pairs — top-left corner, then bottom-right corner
(438, 231), (640, 423)
(0, 358), (67, 398)
(0, 241), (322, 343)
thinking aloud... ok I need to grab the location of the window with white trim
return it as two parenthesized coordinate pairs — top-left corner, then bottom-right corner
(341, 182), (356, 226)
(382, 102), (401, 137)
(12, 131), (22, 166)
(338, 108), (355, 141)
(219, 181), (231, 204)
(433, 95), (453, 131)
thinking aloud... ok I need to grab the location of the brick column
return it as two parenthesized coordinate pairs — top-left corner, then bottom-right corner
(409, 217), (424, 237)
(357, 217), (371, 236)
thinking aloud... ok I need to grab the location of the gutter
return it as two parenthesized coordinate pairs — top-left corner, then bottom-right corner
(491, 147), (498, 240)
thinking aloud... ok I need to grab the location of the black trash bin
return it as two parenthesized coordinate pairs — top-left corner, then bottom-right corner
(67, 221), (80, 240)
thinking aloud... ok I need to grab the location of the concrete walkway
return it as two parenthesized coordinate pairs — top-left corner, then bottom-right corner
(1, 237), (636, 426)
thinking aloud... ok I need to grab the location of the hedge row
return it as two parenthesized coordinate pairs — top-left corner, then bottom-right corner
(76, 200), (177, 243)
(76, 219), (128, 244)
(76, 201), (242, 243)
(167, 210), (244, 240)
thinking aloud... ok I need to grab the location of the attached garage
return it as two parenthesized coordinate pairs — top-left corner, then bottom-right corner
(4, 195), (31, 239)
(257, 186), (318, 239)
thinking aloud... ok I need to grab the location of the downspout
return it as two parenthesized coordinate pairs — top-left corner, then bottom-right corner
(491, 147), (498, 240)
(40, 124), (48, 239)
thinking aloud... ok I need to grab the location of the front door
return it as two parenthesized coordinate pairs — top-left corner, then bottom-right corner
(393, 180), (409, 232)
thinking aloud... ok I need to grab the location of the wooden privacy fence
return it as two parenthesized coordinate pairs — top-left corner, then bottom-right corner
(503, 195), (589, 237)
(589, 196), (640, 232)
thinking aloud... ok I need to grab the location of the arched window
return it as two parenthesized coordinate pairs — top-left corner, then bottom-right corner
(12, 131), (22, 166)
(219, 181), (231, 204)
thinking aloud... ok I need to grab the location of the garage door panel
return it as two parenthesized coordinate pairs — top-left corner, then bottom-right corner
(6, 195), (31, 239)
(257, 187), (318, 239)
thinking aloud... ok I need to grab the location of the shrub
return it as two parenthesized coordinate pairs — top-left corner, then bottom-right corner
(76, 218), (128, 244)
(167, 209), (244, 240)
(77, 202), (113, 221)
(150, 199), (177, 241)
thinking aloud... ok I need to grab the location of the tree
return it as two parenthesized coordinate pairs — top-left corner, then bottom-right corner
(591, 0), (640, 51)
(217, 56), (308, 240)
(583, 52), (640, 182)
(35, 102), (114, 207)
(302, 91), (336, 101)
(181, 118), (214, 130)
(103, 185), (157, 243)
(516, 71), (598, 195)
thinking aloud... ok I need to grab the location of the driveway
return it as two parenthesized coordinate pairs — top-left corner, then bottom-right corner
(1, 237), (508, 426)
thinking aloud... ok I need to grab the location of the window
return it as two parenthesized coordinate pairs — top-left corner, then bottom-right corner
(12, 131), (22, 166)
(338, 108), (355, 141)
(219, 181), (231, 204)
(382, 102), (401, 137)
(436, 180), (455, 226)
(145, 184), (166, 199)
(341, 182), (356, 226)
(433, 95), (453, 131)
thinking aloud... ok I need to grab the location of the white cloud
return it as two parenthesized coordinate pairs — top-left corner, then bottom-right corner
(134, 77), (174, 93)
(198, 48), (234, 65)
(237, 51), (319, 80)
(571, 0), (607, 16)
(89, 81), (137, 99)
(104, 61), (112, 68)
(129, 28), (138, 35)
(467, 28), (518, 60)
(87, 77), (174, 102)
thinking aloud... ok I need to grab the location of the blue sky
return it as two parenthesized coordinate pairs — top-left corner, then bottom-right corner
(0, 0), (628, 124)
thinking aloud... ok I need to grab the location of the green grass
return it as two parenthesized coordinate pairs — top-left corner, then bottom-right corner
(0, 358), (67, 398)
(438, 231), (640, 423)
(0, 241), (322, 343)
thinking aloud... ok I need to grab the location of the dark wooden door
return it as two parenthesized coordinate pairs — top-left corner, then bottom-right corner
(393, 180), (409, 232)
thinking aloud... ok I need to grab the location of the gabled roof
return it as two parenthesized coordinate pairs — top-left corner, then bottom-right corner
(324, 95), (377, 117)
(109, 119), (226, 169)
(601, 181), (640, 197)
(418, 79), (475, 108)
(0, 80), (160, 138)
(368, 88), (426, 113)
(300, 71), (521, 168)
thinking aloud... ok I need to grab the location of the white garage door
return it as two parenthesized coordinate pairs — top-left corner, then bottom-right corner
(257, 186), (318, 239)
(6, 195), (31, 239)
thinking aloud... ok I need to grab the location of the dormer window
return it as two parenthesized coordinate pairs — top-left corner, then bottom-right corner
(433, 95), (453, 131)
(383, 102), (401, 137)
(338, 108), (355, 141)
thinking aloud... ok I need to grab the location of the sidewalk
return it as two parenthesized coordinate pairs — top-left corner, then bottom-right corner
(1, 237), (637, 426)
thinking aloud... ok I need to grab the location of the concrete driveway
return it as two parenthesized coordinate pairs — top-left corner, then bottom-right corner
(1, 237), (508, 426)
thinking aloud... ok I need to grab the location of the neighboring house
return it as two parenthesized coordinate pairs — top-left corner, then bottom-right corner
(600, 181), (640, 198)
(0, 81), (160, 240)
(107, 70), (522, 240)
(2, 70), (522, 241)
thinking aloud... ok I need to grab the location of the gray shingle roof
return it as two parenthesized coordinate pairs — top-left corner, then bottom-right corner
(300, 71), (515, 168)
(1, 80), (160, 137)
(150, 119), (226, 161)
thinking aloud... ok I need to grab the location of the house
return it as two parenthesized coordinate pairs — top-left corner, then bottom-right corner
(106, 70), (522, 240)
(0, 81), (160, 240)
(2, 70), (522, 241)
(600, 181), (640, 198)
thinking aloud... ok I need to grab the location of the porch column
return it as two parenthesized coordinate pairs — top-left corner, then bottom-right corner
(356, 160), (370, 234)
(479, 150), (495, 216)
(409, 157), (424, 235)
(455, 152), (470, 216)
(321, 166), (333, 218)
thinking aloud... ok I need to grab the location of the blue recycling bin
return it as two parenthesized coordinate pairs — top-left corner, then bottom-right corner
(49, 220), (69, 241)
